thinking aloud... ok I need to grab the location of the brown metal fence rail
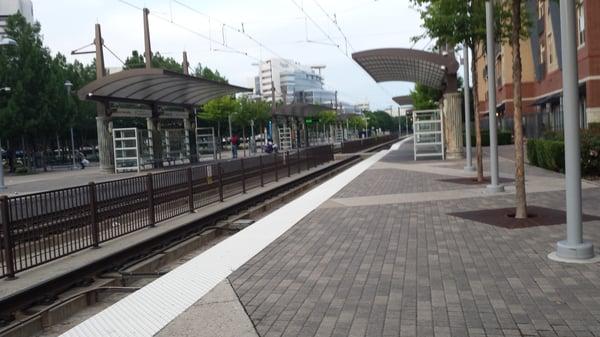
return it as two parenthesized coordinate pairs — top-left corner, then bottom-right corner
(340, 134), (398, 153)
(0, 145), (334, 279)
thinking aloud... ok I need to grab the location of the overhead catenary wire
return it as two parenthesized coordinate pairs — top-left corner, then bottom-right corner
(310, 0), (355, 55)
(117, 0), (258, 60)
(103, 43), (126, 65)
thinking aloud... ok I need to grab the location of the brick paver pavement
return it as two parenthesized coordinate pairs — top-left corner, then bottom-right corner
(229, 141), (600, 337)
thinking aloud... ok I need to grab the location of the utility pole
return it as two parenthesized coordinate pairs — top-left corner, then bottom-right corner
(463, 41), (475, 171)
(485, 0), (504, 193)
(143, 8), (152, 69)
(182, 51), (189, 75)
(551, 0), (595, 261)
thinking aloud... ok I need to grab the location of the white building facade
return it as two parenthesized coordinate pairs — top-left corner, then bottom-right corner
(0, 0), (33, 35)
(258, 58), (336, 106)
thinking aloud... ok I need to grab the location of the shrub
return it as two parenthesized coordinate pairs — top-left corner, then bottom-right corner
(15, 166), (29, 174)
(527, 139), (538, 166)
(464, 130), (513, 147)
(581, 129), (600, 176)
(527, 130), (599, 176)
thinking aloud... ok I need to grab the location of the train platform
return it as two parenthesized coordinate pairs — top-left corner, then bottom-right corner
(59, 138), (600, 337)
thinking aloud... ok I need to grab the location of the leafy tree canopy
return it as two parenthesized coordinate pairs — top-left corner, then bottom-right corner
(194, 63), (228, 83)
(410, 84), (441, 110)
(124, 50), (183, 72)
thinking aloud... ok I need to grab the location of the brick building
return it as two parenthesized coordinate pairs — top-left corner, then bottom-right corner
(475, 0), (598, 137)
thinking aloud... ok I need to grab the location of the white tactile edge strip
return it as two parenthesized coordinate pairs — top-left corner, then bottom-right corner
(60, 137), (412, 337)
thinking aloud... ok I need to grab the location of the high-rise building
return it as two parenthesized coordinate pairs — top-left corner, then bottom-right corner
(257, 58), (336, 106)
(475, 0), (597, 137)
(0, 0), (34, 35)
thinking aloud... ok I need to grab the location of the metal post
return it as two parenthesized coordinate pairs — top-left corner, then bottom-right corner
(217, 163), (224, 201)
(250, 119), (255, 154)
(553, 0), (594, 261)
(463, 41), (475, 172)
(259, 155), (264, 187)
(297, 149), (301, 173)
(143, 8), (152, 69)
(146, 173), (155, 227)
(187, 167), (194, 212)
(241, 158), (246, 193)
(274, 153), (279, 182)
(485, 0), (504, 193)
(70, 127), (77, 169)
(287, 152), (291, 177)
(1, 195), (15, 279)
(88, 182), (100, 248)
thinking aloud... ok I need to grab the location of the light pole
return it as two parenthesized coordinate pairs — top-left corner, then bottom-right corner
(64, 80), (78, 170)
(463, 42), (475, 172)
(485, 0), (504, 193)
(550, 0), (595, 261)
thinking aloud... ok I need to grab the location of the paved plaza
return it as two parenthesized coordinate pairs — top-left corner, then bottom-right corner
(227, 140), (600, 337)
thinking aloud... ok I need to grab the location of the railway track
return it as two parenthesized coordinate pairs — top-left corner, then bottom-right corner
(0, 152), (367, 337)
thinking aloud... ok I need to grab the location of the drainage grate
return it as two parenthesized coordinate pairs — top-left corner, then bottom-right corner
(438, 176), (515, 185)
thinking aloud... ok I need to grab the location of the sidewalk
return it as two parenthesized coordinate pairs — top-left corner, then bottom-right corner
(228, 140), (600, 337)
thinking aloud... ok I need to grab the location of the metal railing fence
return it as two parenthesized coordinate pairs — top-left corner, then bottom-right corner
(340, 134), (398, 153)
(0, 145), (334, 279)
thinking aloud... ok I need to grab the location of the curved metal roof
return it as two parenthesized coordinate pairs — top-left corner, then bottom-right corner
(393, 95), (413, 106)
(78, 68), (251, 108)
(352, 48), (459, 92)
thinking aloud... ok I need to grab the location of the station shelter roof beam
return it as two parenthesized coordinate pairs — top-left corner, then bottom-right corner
(79, 68), (251, 109)
(352, 48), (459, 93)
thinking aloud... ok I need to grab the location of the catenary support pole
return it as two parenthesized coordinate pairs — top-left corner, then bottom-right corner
(485, 0), (504, 193)
(463, 42), (475, 171)
(553, 0), (594, 261)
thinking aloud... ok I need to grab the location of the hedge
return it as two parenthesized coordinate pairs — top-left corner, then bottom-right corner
(463, 130), (513, 147)
(527, 129), (600, 176)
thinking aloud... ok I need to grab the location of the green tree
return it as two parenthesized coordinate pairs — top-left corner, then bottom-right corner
(193, 63), (228, 83)
(0, 13), (66, 168)
(410, 84), (441, 110)
(124, 50), (183, 72)
(199, 96), (239, 152)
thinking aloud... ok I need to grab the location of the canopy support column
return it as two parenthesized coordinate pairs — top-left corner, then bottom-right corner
(96, 107), (114, 173)
(442, 93), (464, 160)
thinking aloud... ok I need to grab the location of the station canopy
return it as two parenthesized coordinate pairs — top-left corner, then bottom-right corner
(352, 48), (459, 93)
(393, 95), (413, 106)
(78, 68), (251, 109)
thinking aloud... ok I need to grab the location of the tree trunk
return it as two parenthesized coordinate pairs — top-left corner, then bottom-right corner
(472, 42), (484, 182)
(512, 0), (527, 219)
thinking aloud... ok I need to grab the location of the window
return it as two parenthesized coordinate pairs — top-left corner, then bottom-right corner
(578, 2), (586, 46)
(548, 33), (554, 64)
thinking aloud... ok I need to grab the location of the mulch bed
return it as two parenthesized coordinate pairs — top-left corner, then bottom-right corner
(449, 205), (600, 229)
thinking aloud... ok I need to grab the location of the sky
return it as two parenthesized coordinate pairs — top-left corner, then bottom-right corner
(33, 0), (430, 110)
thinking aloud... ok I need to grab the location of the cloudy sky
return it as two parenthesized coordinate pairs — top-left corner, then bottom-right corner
(33, 0), (431, 110)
